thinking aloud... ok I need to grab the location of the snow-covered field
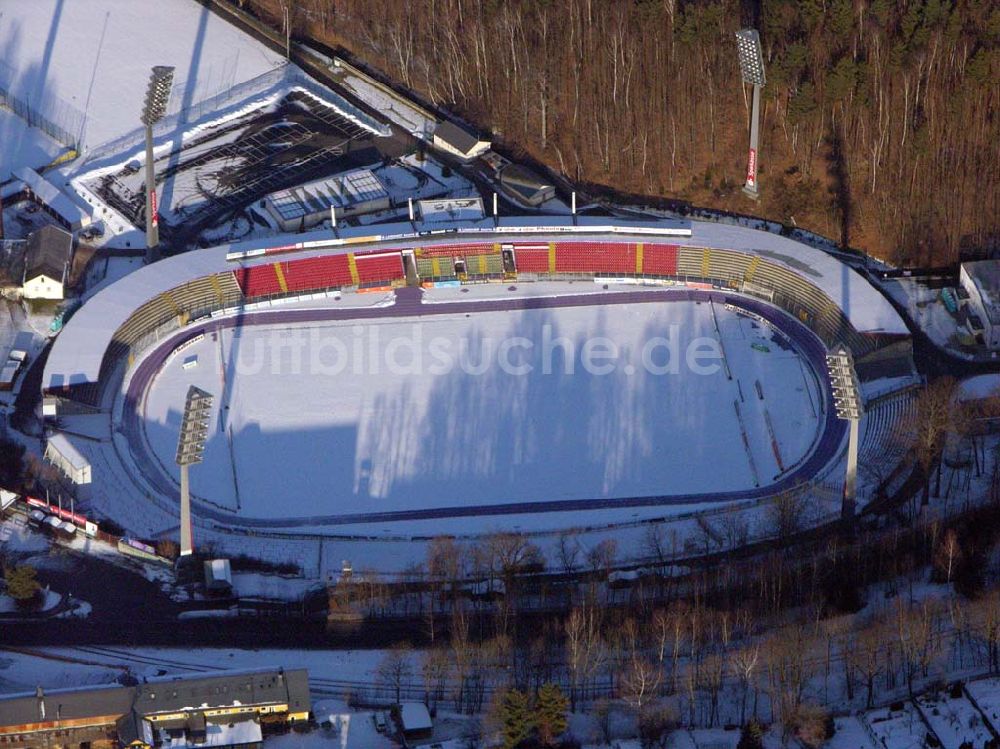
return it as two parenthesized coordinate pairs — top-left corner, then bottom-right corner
(0, 0), (284, 152)
(0, 106), (64, 178)
(137, 300), (822, 523)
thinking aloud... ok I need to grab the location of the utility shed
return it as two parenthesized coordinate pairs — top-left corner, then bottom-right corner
(499, 164), (556, 207)
(432, 121), (490, 160)
(204, 559), (233, 594)
(44, 432), (92, 484)
(0, 360), (20, 391)
(399, 702), (433, 740)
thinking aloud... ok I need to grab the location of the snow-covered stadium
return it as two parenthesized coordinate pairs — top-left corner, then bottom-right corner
(42, 217), (916, 571)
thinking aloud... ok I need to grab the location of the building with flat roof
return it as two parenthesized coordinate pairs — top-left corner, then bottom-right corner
(499, 164), (556, 207)
(960, 260), (1000, 349)
(418, 197), (484, 223)
(432, 120), (491, 161)
(263, 169), (390, 232)
(0, 668), (310, 749)
(399, 702), (433, 740)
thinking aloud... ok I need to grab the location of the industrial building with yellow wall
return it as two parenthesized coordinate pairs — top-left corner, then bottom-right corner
(0, 668), (310, 749)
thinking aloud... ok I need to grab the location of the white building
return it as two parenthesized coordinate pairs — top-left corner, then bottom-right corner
(44, 432), (92, 484)
(22, 225), (73, 300)
(263, 169), (390, 232)
(432, 121), (490, 161)
(14, 167), (92, 232)
(959, 261), (1000, 349)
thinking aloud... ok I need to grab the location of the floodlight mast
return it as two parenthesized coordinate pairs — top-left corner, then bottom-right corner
(735, 30), (766, 200)
(176, 386), (214, 557)
(141, 66), (175, 264)
(825, 348), (864, 519)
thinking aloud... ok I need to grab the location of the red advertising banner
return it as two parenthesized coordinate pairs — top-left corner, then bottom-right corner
(746, 148), (758, 187)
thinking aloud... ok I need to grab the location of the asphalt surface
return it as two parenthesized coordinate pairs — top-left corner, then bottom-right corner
(118, 286), (846, 529)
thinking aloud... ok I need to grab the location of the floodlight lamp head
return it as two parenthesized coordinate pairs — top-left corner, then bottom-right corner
(141, 66), (175, 126)
(735, 29), (766, 87)
(176, 385), (214, 466)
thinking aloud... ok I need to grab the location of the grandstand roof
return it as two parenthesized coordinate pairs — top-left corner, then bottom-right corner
(43, 216), (907, 389)
(264, 168), (388, 223)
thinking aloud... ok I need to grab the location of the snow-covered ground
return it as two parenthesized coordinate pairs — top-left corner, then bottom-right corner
(137, 299), (822, 523)
(0, 106), (65, 178)
(916, 690), (993, 749)
(883, 278), (971, 354)
(0, 0), (284, 152)
(963, 679), (1000, 736)
(826, 717), (876, 749)
(863, 703), (928, 749)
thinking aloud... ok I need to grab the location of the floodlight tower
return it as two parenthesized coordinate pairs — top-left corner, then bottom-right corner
(735, 29), (766, 200)
(140, 66), (175, 264)
(825, 347), (864, 519)
(175, 385), (214, 557)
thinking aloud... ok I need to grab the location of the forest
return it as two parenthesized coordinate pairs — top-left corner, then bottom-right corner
(244, 0), (998, 266)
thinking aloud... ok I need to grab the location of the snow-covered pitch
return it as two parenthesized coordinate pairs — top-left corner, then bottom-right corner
(132, 290), (826, 528)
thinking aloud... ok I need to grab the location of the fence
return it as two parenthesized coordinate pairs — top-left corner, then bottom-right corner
(0, 59), (85, 151)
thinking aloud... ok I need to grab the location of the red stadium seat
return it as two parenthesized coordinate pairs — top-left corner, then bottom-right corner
(233, 265), (282, 297)
(555, 242), (636, 274)
(283, 255), (353, 292)
(513, 248), (550, 273)
(418, 243), (495, 258)
(643, 244), (679, 277)
(355, 251), (404, 284)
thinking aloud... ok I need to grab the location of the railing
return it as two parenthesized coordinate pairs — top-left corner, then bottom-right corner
(0, 59), (85, 151)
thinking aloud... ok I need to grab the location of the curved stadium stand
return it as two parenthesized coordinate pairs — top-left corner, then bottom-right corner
(44, 223), (913, 413)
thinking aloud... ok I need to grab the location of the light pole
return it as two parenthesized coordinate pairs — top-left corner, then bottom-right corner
(140, 65), (175, 264)
(825, 347), (864, 518)
(735, 29), (766, 200)
(176, 385), (213, 557)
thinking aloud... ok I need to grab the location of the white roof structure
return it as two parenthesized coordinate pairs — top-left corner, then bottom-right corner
(399, 702), (432, 732)
(0, 490), (17, 511)
(45, 432), (89, 472)
(44, 432), (92, 484)
(43, 216), (907, 389)
(14, 168), (92, 229)
(962, 261), (1000, 325)
(265, 169), (388, 224)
